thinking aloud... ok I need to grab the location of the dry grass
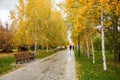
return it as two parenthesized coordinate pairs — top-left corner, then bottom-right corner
(0, 53), (16, 58)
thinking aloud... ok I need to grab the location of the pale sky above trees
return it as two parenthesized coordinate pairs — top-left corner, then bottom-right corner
(0, 0), (64, 25)
(0, 0), (18, 25)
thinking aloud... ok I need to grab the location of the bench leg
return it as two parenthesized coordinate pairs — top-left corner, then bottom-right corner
(16, 60), (18, 64)
(26, 58), (30, 62)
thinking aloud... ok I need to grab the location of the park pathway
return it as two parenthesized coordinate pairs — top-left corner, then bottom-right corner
(0, 49), (76, 80)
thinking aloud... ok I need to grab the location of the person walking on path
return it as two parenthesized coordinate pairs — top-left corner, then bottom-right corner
(73, 45), (74, 51)
(69, 45), (72, 51)
(69, 45), (72, 55)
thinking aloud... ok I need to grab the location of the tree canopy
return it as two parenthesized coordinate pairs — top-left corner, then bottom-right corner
(10, 0), (68, 49)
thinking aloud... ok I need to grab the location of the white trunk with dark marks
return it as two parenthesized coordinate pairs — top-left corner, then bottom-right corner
(91, 37), (95, 64)
(47, 45), (48, 53)
(101, 7), (107, 70)
(86, 35), (90, 58)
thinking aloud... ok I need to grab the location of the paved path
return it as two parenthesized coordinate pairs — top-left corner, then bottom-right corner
(0, 49), (76, 80)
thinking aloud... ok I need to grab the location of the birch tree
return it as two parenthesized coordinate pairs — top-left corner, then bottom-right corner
(10, 0), (68, 52)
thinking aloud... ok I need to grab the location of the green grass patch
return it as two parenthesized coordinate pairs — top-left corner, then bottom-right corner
(75, 49), (120, 80)
(35, 50), (55, 59)
(0, 56), (16, 75)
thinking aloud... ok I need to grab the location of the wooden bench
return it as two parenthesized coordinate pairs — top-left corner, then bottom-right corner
(14, 52), (34, 64)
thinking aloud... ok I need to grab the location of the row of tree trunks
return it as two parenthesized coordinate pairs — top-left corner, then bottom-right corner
(112, 14), (120, 62)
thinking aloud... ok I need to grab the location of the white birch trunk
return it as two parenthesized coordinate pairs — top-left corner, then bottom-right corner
(86, 35), (90, 58)
(34, 10), (37, 55)
(34, 26), (37, 55)
(42, 45), (44, 53)
(34, 38), (37, 55)
(101, 7), (107, 70)
(91, 37), (95, 64)
(47, 45), (48, 53)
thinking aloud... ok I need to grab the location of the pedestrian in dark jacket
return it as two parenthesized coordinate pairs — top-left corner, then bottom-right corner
(73, 45), (74, 50)
(69, 45), (72, 51)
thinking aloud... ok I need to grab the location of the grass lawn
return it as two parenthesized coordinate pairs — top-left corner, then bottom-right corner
(35, 49), (54, 59)
(75, 49), (120, 80)
(0, 49), (55, 75)
(0, 56), (16, 75)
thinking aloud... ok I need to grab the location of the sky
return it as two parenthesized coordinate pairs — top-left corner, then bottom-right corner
(0, 0), (65, 26)
(0, 0), (18, 25)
